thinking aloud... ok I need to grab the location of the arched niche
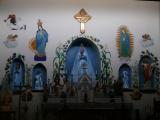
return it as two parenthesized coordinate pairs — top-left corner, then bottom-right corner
(65, 37), (101, 84)
(32, 63), (47, 91)
(11, 58), (25, 91)
(119, 64), (132, 89)
(138, 56), (154, 89)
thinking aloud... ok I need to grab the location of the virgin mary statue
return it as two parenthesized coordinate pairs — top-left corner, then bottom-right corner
(34, 19), (48, 61)
(71, 43), (95, 83)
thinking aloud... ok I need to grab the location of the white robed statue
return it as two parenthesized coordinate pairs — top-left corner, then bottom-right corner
(35, 72), (43, 90)
(71, 43), (95, 83)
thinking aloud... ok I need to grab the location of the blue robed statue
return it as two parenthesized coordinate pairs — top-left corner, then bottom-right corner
(34, 19), (48, 61)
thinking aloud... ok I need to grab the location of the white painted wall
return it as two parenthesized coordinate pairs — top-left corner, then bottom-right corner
(0, 0), (159, 83)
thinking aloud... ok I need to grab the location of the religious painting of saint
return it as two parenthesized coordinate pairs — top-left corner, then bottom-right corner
(4, 34), (18, 48)
(29, 19), (48, 61)
(116, 26), (134, 59)
(4, 14), (26, 30)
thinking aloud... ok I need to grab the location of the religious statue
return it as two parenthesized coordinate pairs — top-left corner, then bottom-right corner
(139, 50), (159, 89)
(143, 63), (153, 81)
(71, 43), (95, 83)
(29, 19), (48, 61)
(142, 60), (154, 88)
(79, 43), (88, 75)
(122, 71), (129, 88)
(35, 19), (48, 61)
(120, 65), (132, 89)
(13, 63), (22, 88)
(35, 72), (43, 90)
